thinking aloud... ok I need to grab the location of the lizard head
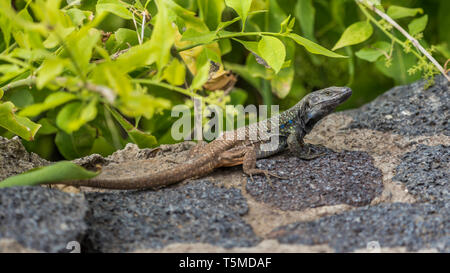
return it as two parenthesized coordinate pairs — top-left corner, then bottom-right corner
(301, 86), (352, 133)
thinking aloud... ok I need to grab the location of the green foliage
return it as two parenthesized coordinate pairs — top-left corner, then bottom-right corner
(333, 21), (374, 51)
(386, 5), (423, 19)
(0, 161), (99, 188)
(0, 101), (41, 140)
(0, 0), (447, 162)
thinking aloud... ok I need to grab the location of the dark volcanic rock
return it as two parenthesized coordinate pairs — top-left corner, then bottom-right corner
(246, 147), (383, 210)
(83, 180), (260, 252)
(270, 201), (449, 252)
(0, 136), (48, 181)
(0, 186), (88, 253)
(393, 144), (449, 202)
(348, 75), (449, 136)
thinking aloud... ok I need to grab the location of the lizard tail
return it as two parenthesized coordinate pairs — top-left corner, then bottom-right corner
(59, 140), (237, 190)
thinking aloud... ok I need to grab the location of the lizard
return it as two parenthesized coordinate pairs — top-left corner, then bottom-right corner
(57, 86), (352, 190)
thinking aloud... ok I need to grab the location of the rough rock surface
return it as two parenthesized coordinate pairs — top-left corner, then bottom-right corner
(0, 136), (48, 180)
(0, 75), (448, 253)
(83, 180), (260, 252)
(348, 75), (449, 136)
(0, 187), (87, 253)
(246, 148), (383, 210)
(393, 144), (449, 202)
(270, 201), (449, 252)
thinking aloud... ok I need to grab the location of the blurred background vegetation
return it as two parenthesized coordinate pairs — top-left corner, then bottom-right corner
(0, 0), (448, 161)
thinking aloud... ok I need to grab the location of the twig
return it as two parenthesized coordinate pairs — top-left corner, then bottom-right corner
(368, 44), (391, 59)
(132, 12), (142, 45)
(357, 0), (450, 81)
(83, 82), (116, 103)
(92, 46), (131, 64)
(0, 76), (116, 103)
(1, 76), (35, 92)
(140, 11), (146, 43)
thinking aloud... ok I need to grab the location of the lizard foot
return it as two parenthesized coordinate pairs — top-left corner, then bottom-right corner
(245, 169), (288, 189)
(294, 144), (327, 161)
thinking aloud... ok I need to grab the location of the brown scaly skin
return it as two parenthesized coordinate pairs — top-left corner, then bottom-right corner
(60, 87), (352, 190)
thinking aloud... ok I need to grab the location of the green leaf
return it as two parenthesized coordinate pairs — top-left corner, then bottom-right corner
(217, 17), (241, 31)
(115, 28), (139, 46)
(89, 136), (116, 157)
(332, 21), (373, 51)
(66, 8), (87, 26)
(0, 102), (41, 141)
(113, 41), (157, 73)
(181, 28), (217, 44)
(0, 13), (12, 49)
(55, 125), (96, 159)
(20, 92), (77, 117)
(386, 5), (423, 20)
(294, 0), (315, 41)
(96, 0), (133, 19)
(258, 36), (286, 73)
(225, 0), (252, 31)
(271, 40), (295, 98)
(151, 0), (176, 70)
(56, 100), (98, 134)
(191, 61), (211, 91)
(355, 41), (391, 62)
(106, 105), (157, 148)
(72, 28), (101, 75)
(287, 33), (347, 58)
(197, 0), (225, 30)
(233, 38), (259, 54)
(0, 161), (99, 188)
(36, 118), (58, 135)
(408, 15), (428, 36)
(280, 15), (294, 34)
(219, 38), (232, 55)
(98, 64), (132, 96)
(43, 27), (75, 48)
(118, 91), (171, 119)
(36, 58), (65, 89)
(229, 88), (248, 105)
(162, 58), (186, 86)
(5, 88), (34, 108)
(197, 47), (222, 66)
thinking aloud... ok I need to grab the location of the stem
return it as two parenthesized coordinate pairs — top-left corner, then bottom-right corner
(132, 79), (215, 104)
(1, 76), (35, 92)
(177, 32), (276, 52)
(357, 0), (449, 81)
(0, 55), (31, 69)
(0, 76), (116, 103)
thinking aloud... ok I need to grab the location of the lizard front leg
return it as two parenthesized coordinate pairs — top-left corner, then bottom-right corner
(218, 146), (286, 182)
(287, 133), (324, 160)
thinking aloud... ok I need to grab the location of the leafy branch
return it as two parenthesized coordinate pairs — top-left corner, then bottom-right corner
(356, 0), (449, 82)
